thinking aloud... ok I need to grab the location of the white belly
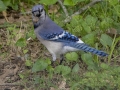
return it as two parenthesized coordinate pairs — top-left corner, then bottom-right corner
(36, 33), (80, 58)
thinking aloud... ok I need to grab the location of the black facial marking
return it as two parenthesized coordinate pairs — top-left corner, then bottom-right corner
(41, 9), (43, 12)
(32, 10), (41, 17)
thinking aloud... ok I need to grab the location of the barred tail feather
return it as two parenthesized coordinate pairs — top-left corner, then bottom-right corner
(73, 43), (108, 57)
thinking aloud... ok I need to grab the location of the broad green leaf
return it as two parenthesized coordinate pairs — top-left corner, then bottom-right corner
(100, 34), (113, 47)
(2, 0), (11, 6)
(82, 21), (91, 33)
(109, 0), (118, 5)
(65, 52), (78, 61)
(71, 15), (80, 27)
(61, 66), (71, 75)
(54, 65), (62, 74)
(55, 65), (71, 75)
(44, 58), (51, 65)
(32, 59), (48, 72)
(72, 63), (80, 73)
(15, 38), (26, 47)
(46, 65), (54, 72)
(81, 53), (94, 66)
(81, 54), (97, 70)
(11, 4), (18, 10)
(40, 0), (57, 5)
(114, 5), (120, 16)
(2, 0), (18, 10)
(100, 63), (109, 69)
(64, 0), (74, 6)
(0, 0), (7, 11)
(85, 15), (97, 28)
(82, 32), (96, 45)
(100, 20), (108, 29)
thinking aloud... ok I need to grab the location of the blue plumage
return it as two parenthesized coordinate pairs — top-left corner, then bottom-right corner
(32, 5), (108, 63)
(44, 31), (79, 42)
(64, 43), (107, 57)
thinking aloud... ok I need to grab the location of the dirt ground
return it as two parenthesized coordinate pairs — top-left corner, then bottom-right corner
(0, 8), (41, 89)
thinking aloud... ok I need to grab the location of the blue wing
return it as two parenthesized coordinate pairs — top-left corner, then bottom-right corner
(39, 31), (82, 43)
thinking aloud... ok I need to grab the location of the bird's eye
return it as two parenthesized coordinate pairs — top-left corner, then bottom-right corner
(41, 9), (43, 12)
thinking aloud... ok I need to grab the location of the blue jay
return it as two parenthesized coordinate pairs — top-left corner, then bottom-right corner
(32, 5), (108, 64)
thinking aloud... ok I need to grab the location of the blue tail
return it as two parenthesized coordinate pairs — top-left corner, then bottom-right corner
(70, 43), (108, 57)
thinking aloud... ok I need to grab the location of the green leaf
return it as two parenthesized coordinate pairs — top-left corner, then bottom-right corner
(85, 15), (97, 28)
(54, 65), (62, 74)
(44, 58), (51, 65)
(2, 0), (11, 6)
(11, 4), (18, 10)
(25, 60), (32, 67)
(46, 65), (54, 72)
(72, 0), (85, 4)
(0, 0), (7, 11)
(61, 66), (71, 75)
(19, 74), (24, 79)
(40, 0), (57, 5)
(64, 0), (74, 6)
(72, 63), (80, 73)
(2, 0), (18, 10)
(109, 0), (118, 5)
(70, 15), (80, 27)
(114, 5), (120, 16)
(81, 53), (94, 66)
(82, 32), (96, 45)
(15, 38), (26, 47)
(32, 59), (48, 72)
(100, 34), (113, 47)
(26, 30), (36, 39)
(100, 17), (113, 29)
(82, 21), (91, 33)
(81, 53), (97, 70)
(100, 63), (109, 69)
(65, 52), (78, 61)
(55, 65), (71, 75)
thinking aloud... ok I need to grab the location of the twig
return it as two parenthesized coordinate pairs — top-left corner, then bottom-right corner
(64, 0), (102, 23)
(111, 55), (120, 61)
(2, 11), (9, 22)
(58, 0), (69, 17)
(0, 83), (20, 86)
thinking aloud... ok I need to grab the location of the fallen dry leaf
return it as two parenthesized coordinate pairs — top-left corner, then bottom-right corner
(58, 78), (70, 90)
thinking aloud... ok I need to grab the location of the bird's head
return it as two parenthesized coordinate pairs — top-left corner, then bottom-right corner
(32, 5), (46, 23)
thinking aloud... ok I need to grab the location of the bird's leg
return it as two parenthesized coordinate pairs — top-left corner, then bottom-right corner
(51, 61), (55, 66)
(51, 54), (56, 66)
(59, 54), (64, 65)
